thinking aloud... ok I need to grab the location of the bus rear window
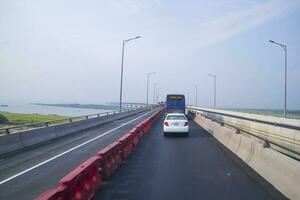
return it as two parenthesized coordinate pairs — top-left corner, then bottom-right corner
(168, 96), (183, 100)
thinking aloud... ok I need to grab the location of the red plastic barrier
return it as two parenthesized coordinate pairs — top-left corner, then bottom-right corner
(118, 133), (134, 160)
(134, 125), (144, 139)
(142, 120), (151, 133)
(97, 142), (121, 180)
(136, 109), (164, 136)
(129, 128), (139, 147)
(35, 108), (164, 200)
(58, 156), (101, 200)
(35, 188), (62, 200)
(109, 142), (122, 170)
(136, 122), (146, 137)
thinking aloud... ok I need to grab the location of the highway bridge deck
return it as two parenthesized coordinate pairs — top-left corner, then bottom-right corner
(0, 109), (158, 200)
(95, 116), (282, 200)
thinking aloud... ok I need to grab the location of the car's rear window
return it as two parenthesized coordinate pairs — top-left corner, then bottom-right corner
(166, 115), (186, 120)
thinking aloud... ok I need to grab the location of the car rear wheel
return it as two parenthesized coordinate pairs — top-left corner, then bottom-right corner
(164, 132), (168, 137)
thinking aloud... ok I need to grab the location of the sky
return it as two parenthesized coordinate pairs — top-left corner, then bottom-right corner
(0, 0), (300, 109)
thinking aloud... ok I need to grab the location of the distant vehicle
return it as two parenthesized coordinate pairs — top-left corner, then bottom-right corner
(163, 113), (189, 136)
(165, 94), (185, 114)
(158, 101), (165, 106)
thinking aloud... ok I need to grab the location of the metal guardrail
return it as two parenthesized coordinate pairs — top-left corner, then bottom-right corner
(187, 106), (300, 159)
(0, 107), (144, 135)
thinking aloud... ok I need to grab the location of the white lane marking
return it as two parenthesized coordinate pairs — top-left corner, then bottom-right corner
(0, 110), (156, 185)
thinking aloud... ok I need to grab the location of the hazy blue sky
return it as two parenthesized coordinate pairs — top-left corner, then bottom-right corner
(1, 0), (300, 109)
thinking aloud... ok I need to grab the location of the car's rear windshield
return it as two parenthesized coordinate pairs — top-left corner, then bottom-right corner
(166, 115), (186, 120)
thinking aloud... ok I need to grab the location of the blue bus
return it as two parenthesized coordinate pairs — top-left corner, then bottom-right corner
(165, 94), (186, 114)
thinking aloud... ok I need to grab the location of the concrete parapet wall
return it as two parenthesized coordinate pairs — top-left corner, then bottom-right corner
(188, 106), (300, 160)
(188, 111), (300, 200)
(189, 106), (300, 127)
(0, 108), (149, 157)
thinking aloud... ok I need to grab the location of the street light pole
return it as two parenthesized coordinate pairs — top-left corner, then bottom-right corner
(119, 36), (141, 110)
(156, 88), (159, 104)
(269, 40), (287, 117)
(208, 74), (216, 109)
(146, 72), (155, 105)
(153, 83), (158, 104)
(186, 89), (190, 105)
(194, 84), (198, 106)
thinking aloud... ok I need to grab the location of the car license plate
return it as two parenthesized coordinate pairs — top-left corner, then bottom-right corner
(172, 122), (179, 126)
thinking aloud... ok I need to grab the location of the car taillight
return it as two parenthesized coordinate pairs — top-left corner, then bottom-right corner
(184, 121), (188, 126)
(164, 121), (169, 126)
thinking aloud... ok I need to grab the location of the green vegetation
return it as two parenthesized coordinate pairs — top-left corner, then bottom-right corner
(0, 112), (67, 125)
(0, 114), (9, 123)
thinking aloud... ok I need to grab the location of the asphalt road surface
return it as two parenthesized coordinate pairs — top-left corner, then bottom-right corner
(0, 108), (159, 200)
(95, 116), (285, 200)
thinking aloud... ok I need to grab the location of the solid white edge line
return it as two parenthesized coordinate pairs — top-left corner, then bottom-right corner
(0, 109), (159, 185)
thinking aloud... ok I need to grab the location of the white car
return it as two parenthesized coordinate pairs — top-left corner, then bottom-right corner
(163, 113), (189, 136)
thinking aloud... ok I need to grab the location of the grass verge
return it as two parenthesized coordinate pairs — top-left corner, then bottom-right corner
(0, 112), (67, 125)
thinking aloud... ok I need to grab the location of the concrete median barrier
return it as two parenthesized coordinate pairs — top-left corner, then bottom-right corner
(187, 109), (300, 200)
